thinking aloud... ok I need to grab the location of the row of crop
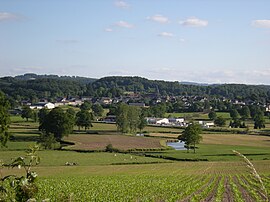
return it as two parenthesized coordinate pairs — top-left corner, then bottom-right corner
(35, 174), (270, 201)
(36, 175), (211, 201)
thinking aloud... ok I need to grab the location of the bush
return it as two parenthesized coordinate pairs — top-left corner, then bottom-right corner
(105, 144), (119, 153)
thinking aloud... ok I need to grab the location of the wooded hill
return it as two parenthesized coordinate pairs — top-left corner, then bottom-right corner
(1, 74), (270, 104)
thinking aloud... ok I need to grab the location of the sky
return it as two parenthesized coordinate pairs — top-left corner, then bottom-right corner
(0, 0), (270, 84)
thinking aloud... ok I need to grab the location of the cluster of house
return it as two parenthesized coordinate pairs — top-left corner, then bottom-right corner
(146, 117), (186, 127)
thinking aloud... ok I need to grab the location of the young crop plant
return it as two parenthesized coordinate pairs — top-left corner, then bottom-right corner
(190, 175), (219, 201)
(233, 150), (268, 202)
(229, 175), (245, 202)
(236, 175), (262, 201)
(215, 175), (225, 202)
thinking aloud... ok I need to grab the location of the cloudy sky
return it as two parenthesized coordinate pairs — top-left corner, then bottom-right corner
(1, 0), (270, 84)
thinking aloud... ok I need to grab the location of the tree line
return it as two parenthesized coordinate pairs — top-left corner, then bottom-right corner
(1, 75), (270, 107)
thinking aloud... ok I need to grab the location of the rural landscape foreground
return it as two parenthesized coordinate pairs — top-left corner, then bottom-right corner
(1, 74), (270, 201)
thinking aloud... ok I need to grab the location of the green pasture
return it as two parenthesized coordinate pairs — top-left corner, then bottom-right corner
(0, 150), (169, 167)
(165, 112), (230, 120)
(150, 144), (270, 161)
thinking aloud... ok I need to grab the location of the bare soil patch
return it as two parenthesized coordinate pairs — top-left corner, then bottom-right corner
(64, 134), (163, 151)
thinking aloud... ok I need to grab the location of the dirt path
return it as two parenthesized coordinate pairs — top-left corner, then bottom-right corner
(222, 177), (234, 202)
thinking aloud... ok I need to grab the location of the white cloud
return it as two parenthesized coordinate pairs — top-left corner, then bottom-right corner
(115, 21), (134, 28)
(179, 17), (208, 27)
(252, 20), (270, 28)
(114, 1), (130, 9)
(104, 28), (113, 32)
(158, 32), (174, 37)
(147, 15), (169, 24)
(0, 12), (19, 22)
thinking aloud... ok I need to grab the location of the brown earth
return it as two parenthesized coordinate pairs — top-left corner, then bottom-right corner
(63, 134), (163, 150)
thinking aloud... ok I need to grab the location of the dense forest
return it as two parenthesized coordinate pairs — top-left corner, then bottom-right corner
(1, 74), (270, 105)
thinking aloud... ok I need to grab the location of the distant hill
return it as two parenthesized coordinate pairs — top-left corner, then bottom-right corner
(1, 74), (270, 105)
(14, 73), (97, 84)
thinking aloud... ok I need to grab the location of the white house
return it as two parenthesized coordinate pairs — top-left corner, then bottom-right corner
(156, 118), (169, 125)
(30, 102), (55, 110)
(168, 117), (185, 124)
(198, 121), (215, 128)
(146, 117), (169, 125)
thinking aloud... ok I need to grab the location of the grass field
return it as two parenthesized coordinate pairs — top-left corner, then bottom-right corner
(165, 112), (231, 120)
(2, 115), (270, 201)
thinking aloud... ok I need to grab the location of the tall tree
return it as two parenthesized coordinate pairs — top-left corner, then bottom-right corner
(116, 103), (140, 134)
(0, 91), (10, 146)
(214, 116), (226, 127)
(240, 106), (251, 120)
(80, 101), (92, 111)
(116, 103), (129, 133)
(91, 104), (104, 117)
(138, 112), (147, 132)
(208, 111), (217, 120)
(39, 107), (74, 141)
(128, 106), (140, 134)
(21, 106), (33, 122)
(179, 123), (202, 153)
(38, 108), (49, 125)
(254, 113), (265, 129)
(230, 109), (240, 120)
(76, 110), (93, 130)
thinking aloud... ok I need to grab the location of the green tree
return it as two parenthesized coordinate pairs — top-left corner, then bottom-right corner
(38, 108), (49, 125)
(32, 110), (38, 122)
(254, 113), (265, 129)
(76, 110), (93, 130)
(138, 112), (147, 132)
(128, 106), (140, 134)
(38, 132), (58, 149)
(116, 103), (129, 133)
(208, 111), (217, 120)
(214, 116), (226, 127)
(240, 106), (251, 120)
(66, 108), (76, 123)
(21, 106), (33, 122)
(150, 103), (166, 117)
(39, 107), (74, 141)
(179, 123), (202, 153)
(230, 109), (240, 120)
(0, 91), (10, 146)
(80, 101), (92, 111)
(116, 103), (140, 134)
(92, 104), (104, 117)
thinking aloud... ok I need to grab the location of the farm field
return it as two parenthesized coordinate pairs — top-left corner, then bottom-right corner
(2, 161), (270, 201)
(63, 134), (164, 151)
(2, 115), (270, 201)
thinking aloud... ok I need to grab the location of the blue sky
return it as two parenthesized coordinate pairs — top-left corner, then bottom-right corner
(1, 0), (270, 84)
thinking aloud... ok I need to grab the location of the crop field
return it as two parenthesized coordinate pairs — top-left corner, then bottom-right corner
(63, 134), (164, 151)
(2, 115), (270, 201)
(2, 159), (270, 201)
(34, 174), (270, 201)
